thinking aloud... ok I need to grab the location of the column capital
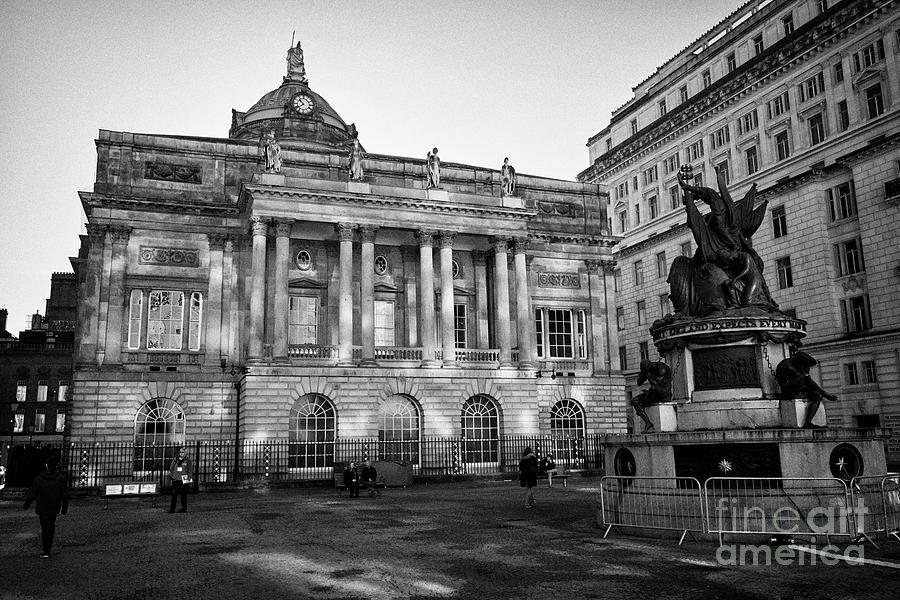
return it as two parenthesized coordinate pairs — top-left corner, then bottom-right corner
(585, 259), (602, 274)
(415, 229), (437, 247)
(274, 219), (294, 238)
(489, 236), (509, 253)
(601, 259), (618, 274)
(250, 216), (269, 237)
(86, 223), (108, 243)
(208, 233), (229, 250)
(438, 231), (457, 249)
(511, 237), (530, 254)
(108, 225), (132, 243)
(359, 224), (380, 243)
(335, 222), (357, 242)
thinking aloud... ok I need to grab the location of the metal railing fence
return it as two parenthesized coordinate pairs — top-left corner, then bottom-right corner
(600, 476), (705, 545)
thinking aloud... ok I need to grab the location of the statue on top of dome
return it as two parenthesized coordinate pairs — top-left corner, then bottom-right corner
(286, 40), (308, 84)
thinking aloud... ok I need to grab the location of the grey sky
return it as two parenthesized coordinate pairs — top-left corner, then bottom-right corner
(0, 0), (742, 330)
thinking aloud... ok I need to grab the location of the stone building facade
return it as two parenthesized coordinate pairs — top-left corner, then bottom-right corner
(579, 0), (900, 465)
(68, 45), (624, 472)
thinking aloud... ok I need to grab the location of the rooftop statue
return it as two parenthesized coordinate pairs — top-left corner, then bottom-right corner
(264, 130), (282, 173)
(426, 148), (441, 189)
(286, 40), (308, 84)
(348, 125), (364, 181)
(667, 164), (778, 317)
(500, 157), (517, 197)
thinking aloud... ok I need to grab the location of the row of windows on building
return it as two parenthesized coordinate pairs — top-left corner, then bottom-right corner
(609, 2), (889, 150)
(844, 360), (879, 386)
(131, 395), (588, 470)
(15, 380), (69, 403)
(123, 287), (592, 361)
(11, 410), (66, 434)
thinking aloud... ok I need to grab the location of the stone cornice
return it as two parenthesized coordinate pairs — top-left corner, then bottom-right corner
(80, 191), (239, 215)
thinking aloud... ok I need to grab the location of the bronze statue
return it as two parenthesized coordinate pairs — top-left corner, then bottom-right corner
(775, 351), (837, 428)
(500, 157), (516, 197)
(667, 165), (777, 316)
(631, 360), (673, 434)
(264, 130), (282, 173)
(426, 148), (441, 189)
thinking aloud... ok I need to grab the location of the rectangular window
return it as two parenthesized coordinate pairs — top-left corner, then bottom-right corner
(636, 300), (647, 326)
(453, 303), (467, 349)
(614, 269), (622, 293)
(694, 172), (704, 187)
(680, 85), (689, 104)
(681, 241), (692, 257)
(687, 139), (704, 161)
(716, 160), (730, 185)
(13, 414), (24, 433)
(619, 345), (628, 371)
(738, 108), (758, 134)
(37, 381), (48, 402)
(535, 308), (544, 359)
(648, 196), (658, 220)
(633, 176), (638, 191)
(34, 412), (45, 433)
(845, 363), (859, 385)
(635, 204), (641, 226)
(576, 311), (587, 360)
(656, 252), (667, 278)
(863, 360), (877, 383)
(753, 34), (764, 56)
(808, 113), (825, 145)
(606, 138), (612, 152)
(631, 118), (638, 135)
(838, 100), (850, 131)
(833, 61), (843, 83)
(618, 210), (627, 233)
(866, 84), (884, 118)
(776, 257), (793, 289)
(633, 260), (644, 286)
(128, 289), (142, 350)
(664, 153), (680, 174)
(55, 413), (66, 433)
(16, 380), (27, 402)
(188, 292), (202, 351)
(616, 307), (625, 331)
(841, 295), (872, 333)
(147, 291), (185, 350)
(746, 146), (759, 175)
(798, 72), (825, 102)
(289, 295), (319, 345)
(834, 238), (865, 276)
(772, 206), (787, 238)
(375, 300), (395, 346)
(782, 14), (794, 36)
(768, 92), (791, 119)
(711, 124), (731, 150)
(659, 99), (667, 117)
(57, 381), (69, 403)
(639, 341), (650, 363)
(827, 182), (857, 221)
(727, 52), (736, 73)
(643, 165), (658, 185)
(544, 308), (585, 359)
(659, 293), (671, 317)
(667, 186), (679, 210)
(775, 131), (791, 161)
(702, 69), (711, 88)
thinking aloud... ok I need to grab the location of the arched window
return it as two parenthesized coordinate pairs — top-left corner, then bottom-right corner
(461, 395), (499, 464)
(289, 394), (336, 469)
(378, 395), (420, 463)
(550, 399), (586, 467)
(133, 398), (185, 472)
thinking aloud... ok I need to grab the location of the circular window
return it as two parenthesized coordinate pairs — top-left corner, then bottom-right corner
(374, 255), (388, 275)
(829, 443), (864, 481)
(614, 448), (636, 477)
(451, 259), (461, 279)
(296, 250), (311, 271)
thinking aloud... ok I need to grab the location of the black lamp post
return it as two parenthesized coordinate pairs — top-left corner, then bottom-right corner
(28, 423), (36, 446)
(7, 402), (17, 460)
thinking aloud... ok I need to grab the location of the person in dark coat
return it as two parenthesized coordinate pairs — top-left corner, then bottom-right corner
(23, 454), (69, 558)
(361, 461), (378, 497)
(344, 462), (360, 498)
(168, 446), (192, 513)
(519, 447), (538, 509)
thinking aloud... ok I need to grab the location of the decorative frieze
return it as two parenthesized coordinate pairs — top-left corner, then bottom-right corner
(138, 246), (200, 267)
(537, 201), (583, 218)
(143, 161), (202, 184)
(537, 272), (581, 288)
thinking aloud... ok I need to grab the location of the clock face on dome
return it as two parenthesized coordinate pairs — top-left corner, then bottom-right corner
(291, 93), (315, 115)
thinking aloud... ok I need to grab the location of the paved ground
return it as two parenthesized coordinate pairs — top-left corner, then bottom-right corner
(1, 477), (899, 600)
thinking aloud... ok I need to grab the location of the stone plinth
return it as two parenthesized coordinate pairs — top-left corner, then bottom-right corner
(780, 398), (827, 428)
(647, 403), (678, 432)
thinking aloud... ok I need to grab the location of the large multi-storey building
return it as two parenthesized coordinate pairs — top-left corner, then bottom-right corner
(66, 44), (623, 475)
(579, 0), (900, 465)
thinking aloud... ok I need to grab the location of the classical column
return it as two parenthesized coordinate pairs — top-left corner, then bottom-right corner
(248, 217), (269, 361)
(104, 226), (132, 365)
(336, 223), (357, 366)
(222, 236), (236, 361)
(596, 259), (619, 372)
(416, 230), (439, 367)
(491, 236), (513, 368)
(77, 224), (107, 367)
(472, 250), (489, 348)
(402, 247), (419, 347)
(205, 233), (228, 365)
(359, 225), (379, 366)
(439, 231), (457, 367)
(513, 238), (535, 369)
(273, 220), (293, 362)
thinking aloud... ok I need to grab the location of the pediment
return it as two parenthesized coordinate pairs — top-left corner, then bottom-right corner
(374, 282), (399, 293)
(289, 277), (325, 289)
(852, 66), (884, 89)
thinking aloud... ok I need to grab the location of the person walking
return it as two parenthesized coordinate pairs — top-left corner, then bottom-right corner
(23, 454), (69, 558)
(519, 447), (538, 509)
(168, 446), (192, 513)
(344, 462), (360, 498)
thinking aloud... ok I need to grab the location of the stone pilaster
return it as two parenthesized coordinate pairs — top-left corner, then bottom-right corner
(472, 250), (489, 349)
(416, 230), (439, 367)
(273, 220), (293, 362)
(248, 217), (268, 361)
(359, 225), (379, 366)
(439, 232), (457, 367)
(513, 238), (535, 369)
(402, 247), (419, 347)
(337, 223), (357, 366)
(596, 259), (619, 371)
(491, 236), (513, 368)
(205, 233), (228, 365)
(77, 224), (108, 367)
(103, 226), (132, 365)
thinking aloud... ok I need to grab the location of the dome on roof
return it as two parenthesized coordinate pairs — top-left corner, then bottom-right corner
(229, 42), (356, 151)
